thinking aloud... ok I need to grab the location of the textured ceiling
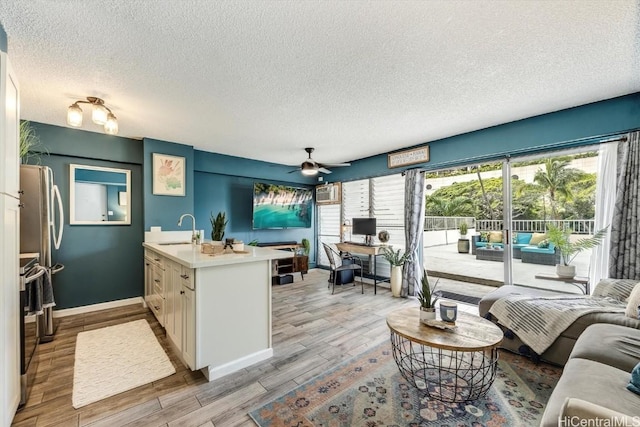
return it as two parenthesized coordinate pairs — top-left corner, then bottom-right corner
(1, 1), (639, 167)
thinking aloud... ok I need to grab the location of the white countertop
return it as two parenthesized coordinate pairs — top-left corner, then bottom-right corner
(143, 242), (293, 269)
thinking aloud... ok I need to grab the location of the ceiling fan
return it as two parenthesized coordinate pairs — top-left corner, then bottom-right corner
(289, 147), (351, 176)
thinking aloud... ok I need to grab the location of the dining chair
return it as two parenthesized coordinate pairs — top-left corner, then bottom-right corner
(322, 243), (364, 294)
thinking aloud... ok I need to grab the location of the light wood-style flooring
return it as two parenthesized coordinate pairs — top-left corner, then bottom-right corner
(12, 269), (478, 427)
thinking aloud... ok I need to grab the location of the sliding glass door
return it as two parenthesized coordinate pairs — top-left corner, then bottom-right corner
(509, 149), (599, 293)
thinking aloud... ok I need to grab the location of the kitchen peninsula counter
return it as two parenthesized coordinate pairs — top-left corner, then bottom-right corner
(143, 242), (292, 269)
(142, 242), (292, 382)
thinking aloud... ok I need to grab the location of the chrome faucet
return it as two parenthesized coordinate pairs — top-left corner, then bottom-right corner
(178, 214), (198, 243)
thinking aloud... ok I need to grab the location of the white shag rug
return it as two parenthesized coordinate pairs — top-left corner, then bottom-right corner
(72, 319), (175, 408)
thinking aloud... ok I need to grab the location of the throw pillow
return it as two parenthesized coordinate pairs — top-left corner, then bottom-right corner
(593, 279), (640, 302)
(512, 232), (518, 244)
(627, 362), (640, 395)
(529, 232), (547, 245)
(537, 239), (550, 249)
(479, 231), (489, 242)
(625, 283), (640, 318)
(488, 231), (503, 243)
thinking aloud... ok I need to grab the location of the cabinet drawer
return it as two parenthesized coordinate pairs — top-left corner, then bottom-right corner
(148, 294), (164, 326)
(180, 266), (194, 290)
(153, 271), (164, 295)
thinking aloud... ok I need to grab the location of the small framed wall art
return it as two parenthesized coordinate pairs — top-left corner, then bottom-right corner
(387, 146), (430, 169)
(152, 153), (185, 196)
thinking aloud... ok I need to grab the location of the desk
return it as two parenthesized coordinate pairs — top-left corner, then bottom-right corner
(335, 243), (389, 294)
(534, 273), (589, 294)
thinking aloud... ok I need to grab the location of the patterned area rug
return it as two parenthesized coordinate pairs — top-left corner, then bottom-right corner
(72, 319), (175, 408)
(250, 341), (561, 426)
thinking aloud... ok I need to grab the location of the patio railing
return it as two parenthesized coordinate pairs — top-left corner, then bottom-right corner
(474, 219), (596, 235)
(424, 217), (596, 235)
(424, 216), (475, 231)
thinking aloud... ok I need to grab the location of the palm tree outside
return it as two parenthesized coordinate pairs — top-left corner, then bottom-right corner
(533, 158), (579, 220)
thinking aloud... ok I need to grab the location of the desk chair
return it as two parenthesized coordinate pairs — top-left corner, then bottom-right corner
(322, 243), (363, 294)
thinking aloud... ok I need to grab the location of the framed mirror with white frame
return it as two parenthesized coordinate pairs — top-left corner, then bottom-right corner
(69, 164), (131, 225)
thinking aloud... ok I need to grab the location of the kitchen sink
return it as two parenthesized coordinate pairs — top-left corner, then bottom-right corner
(158, 241), (192, 245)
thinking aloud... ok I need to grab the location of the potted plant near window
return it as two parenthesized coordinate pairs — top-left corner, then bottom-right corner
(210, 211), (228, 242)
(546, 224), (609, 278)
(381, 247), (409, 297)
(457, 222), (469, 253)
(417, 270), (440, 323)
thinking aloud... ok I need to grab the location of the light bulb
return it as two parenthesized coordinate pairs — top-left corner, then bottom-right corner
(104, 113), (118, 135)
(92, 105), (108, 125)
(67, 103), (83, 127)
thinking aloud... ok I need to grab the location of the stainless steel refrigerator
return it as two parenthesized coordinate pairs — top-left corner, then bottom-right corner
(19, 165), (64, 342)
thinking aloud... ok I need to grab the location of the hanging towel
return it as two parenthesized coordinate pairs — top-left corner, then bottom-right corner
(26, 266), (44, 316)
(627, 362), (640, 395)
(42, 267), (55, 309)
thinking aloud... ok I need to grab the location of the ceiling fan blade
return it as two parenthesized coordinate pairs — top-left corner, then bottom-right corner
(320, 162), (351, 168)
(318, 167), (332, 174)
(288, 168), (301, 173)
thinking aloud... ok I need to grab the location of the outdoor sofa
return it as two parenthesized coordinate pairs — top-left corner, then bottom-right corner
(474, 231), (558, 264)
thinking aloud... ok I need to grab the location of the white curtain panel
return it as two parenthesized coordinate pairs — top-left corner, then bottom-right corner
(402, 169), (425, 297)
(588, 141), (618, 291)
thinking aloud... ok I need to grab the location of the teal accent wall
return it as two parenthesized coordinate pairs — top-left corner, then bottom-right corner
(30, 122), (143, 163)
(326, 92), (640, 182)
(0, 22), (7, 53)
(194, 150), (317, 265)
(194, 172), (316, 265)
(143, 138), (195, 231)
(194, 150), (316, 185)
(27, 123), (143, 309)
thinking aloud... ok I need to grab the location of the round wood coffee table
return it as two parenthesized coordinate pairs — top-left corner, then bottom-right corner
(386, 306), (503, 403)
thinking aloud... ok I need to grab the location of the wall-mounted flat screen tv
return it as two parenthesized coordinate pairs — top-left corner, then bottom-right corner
(253, 182), (313, 229)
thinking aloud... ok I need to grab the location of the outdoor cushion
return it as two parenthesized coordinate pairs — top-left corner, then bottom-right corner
(520, 244), (555, 254)
(516, 232), (532, 244)
(488, 231), (502, 243)
(475, 241), (504, 248)
(529, 232), (547, 245)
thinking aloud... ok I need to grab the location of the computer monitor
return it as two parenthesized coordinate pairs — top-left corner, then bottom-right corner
(352, 217), (376, 236)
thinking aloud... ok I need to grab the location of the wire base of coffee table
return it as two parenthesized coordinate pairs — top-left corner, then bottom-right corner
(390, 331), (499, 403)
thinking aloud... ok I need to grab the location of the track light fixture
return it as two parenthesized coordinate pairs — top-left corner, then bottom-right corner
(66, 96), (119, 135)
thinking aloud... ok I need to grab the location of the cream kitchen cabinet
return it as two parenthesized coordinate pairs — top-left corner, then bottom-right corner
(144, 251), (195, 370)
(142, 242), (291, 381)
(143, 249), (165, 327)
(1, 50), (21, 426)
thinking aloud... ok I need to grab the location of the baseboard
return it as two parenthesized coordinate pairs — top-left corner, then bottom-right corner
(201, 348), (274, 382)
(52, 297), (144, 318)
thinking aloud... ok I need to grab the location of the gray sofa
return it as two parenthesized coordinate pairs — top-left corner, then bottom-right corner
(479, 284), (640, 366)
(540, 323), (640, 426)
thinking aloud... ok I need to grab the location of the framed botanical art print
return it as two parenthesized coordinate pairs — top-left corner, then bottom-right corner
(152, 153), (185, 196)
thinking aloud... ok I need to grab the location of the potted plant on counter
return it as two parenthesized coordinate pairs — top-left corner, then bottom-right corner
(382, 247), (409, 297)
(417, 270), (440, 323)
(210, 211), (228, 242)
(546, 224), (609, 278)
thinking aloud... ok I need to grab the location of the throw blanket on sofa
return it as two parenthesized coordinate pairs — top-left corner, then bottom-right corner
(489, 295), (626, 355)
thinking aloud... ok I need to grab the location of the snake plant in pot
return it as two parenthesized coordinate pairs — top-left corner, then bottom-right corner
(382, 247), (410, 297)
(210, 211), (228, 242)
(546, 224), (609, 278)
(417, 270), (440, 323)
